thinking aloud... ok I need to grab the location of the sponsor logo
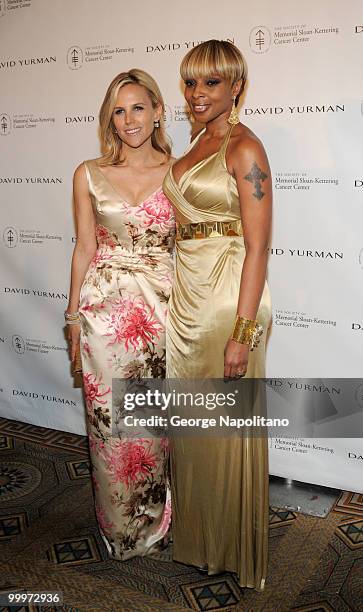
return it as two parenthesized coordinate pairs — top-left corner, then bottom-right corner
(0, 113), (11, 135)
(1, 113), (55, 132)
(348, 451), (363, 460)
(0, 56), (56, 70)
(10, 335), (67, 356)
(355, 26), (363, 33)
(275, 172), (338, 190)
(352, 323), (363, 331)
(163, 104), (191, 127)
(65, 115), (95, 124)
(146, 38), (234, 53)
(243, 104), (344, 116)
(67, 43), (134, 69)
(270, 249), (343, 260)
(274, 309), (337, 329)
(358, 248), (363, 269)
(0, 177), (62, 184)
(271, 438), (335, 454)
(12, 334), (25, 354)
(250, 23), (339, 52)
(3, 226), (18, 248)
(267, 378), (341, 394)
(67, 46), (83, 70)
(249, 26), (271, 54)
(355, 179), (363, 187)
(1, 0), (33, 16)
(2, 226), (62, 247)
(4, 287), (68, 300)
(12, 389), (77, 406)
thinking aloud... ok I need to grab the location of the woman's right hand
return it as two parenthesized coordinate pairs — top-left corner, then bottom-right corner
(67, 323), (81, 363)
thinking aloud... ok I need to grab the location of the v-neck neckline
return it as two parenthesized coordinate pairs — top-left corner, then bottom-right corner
(95, 162), (162, 207)
(171, 125), (233, 188)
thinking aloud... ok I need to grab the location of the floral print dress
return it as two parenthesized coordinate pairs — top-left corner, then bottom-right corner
(79, 159), (175, 559)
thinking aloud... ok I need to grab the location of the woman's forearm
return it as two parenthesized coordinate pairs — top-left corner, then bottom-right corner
(67, 243), (97, 313)
(236, 247), (269, 321)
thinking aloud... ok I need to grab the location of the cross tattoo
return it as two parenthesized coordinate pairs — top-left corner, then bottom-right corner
(244, 161), (268, 201)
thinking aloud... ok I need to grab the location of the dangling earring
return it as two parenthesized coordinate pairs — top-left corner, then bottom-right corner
(154, 120), (160, 128)
(227, 96), (239, 126)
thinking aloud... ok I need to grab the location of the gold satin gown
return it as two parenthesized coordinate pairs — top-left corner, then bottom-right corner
(163, 125), (271, 590)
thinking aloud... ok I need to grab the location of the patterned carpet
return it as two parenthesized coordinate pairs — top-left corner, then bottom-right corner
(0, 417), (362, 611)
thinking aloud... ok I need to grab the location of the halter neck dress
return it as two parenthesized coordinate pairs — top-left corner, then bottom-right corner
(163, 125), (271, 590)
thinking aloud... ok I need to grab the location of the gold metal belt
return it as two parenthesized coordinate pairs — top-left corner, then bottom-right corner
(176, 219), (243, 241)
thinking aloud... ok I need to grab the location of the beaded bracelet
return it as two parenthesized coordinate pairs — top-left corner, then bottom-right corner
(64, 311), (80, 325)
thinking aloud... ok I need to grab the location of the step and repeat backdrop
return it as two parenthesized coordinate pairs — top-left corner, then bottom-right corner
(1, 0), (362, 491)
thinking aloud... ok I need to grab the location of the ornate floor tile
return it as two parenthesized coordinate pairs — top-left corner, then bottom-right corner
(0, 513), (27, 539)
(333, 491), (363, 518)
(47, 536), (100, 565)
(66, 460), (91, 480)
(181, 576), (241, 611)
(337, 519), (363, 549)
(269, 506), (297, 527)
(0, 418), (88, 455)
(0, 436), (13, 451)
(0, 462), (42, 502)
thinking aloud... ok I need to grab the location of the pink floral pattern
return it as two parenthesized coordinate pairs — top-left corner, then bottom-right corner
(137, 190), (175, 230)
(84, 372), (110, 411)
(105, 296), (163, 350)
(102, 439), (157, 487)
(78, 160), (174, 560)
(95, 224), (119, 249)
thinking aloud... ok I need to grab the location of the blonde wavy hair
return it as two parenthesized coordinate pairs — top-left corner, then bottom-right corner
(180, 40), (248, 106)
(99, 68), (171, 166)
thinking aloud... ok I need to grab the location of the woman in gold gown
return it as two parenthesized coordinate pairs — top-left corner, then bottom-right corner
(163, 40), (272, 590)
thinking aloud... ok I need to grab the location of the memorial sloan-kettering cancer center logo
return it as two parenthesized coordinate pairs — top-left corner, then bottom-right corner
(67, 46), (83, 69)
(0, 113), (11, 135)
(3, 226), (18, 247)
(249, 26), (271, 53)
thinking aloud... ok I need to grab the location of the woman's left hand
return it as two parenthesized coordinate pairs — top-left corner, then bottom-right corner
(224, 339), (249, 378)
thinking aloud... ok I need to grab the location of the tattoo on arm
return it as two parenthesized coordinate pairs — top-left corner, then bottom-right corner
(244, 161), (268, 201)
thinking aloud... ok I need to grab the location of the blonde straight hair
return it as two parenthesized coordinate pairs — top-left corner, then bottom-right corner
(180, 40), (248, 105)
(99, 69), (171, 166)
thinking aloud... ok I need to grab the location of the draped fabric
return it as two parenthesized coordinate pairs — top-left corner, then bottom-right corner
(79, 160), (175, 559)
(163, 126), (271, 589)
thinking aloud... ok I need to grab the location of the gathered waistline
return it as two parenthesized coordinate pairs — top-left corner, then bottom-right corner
(176, 219), (243, 241)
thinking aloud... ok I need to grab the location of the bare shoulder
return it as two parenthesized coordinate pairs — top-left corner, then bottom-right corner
(73, 159), (96, 196)
(229, 124), (268, 169)
(74, 156), (102, 183)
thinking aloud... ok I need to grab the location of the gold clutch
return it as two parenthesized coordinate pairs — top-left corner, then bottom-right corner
(72, 344), (83, 374)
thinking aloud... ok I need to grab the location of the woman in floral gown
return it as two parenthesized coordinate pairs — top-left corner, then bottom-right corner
(66, 69), (175, 559)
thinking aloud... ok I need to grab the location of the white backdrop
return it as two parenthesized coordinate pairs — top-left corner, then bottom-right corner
(1, 0), (362, 491)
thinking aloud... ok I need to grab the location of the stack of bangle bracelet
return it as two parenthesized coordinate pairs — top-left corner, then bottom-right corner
(64, 311), (80, 325)
(231, 315), (263, 350)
